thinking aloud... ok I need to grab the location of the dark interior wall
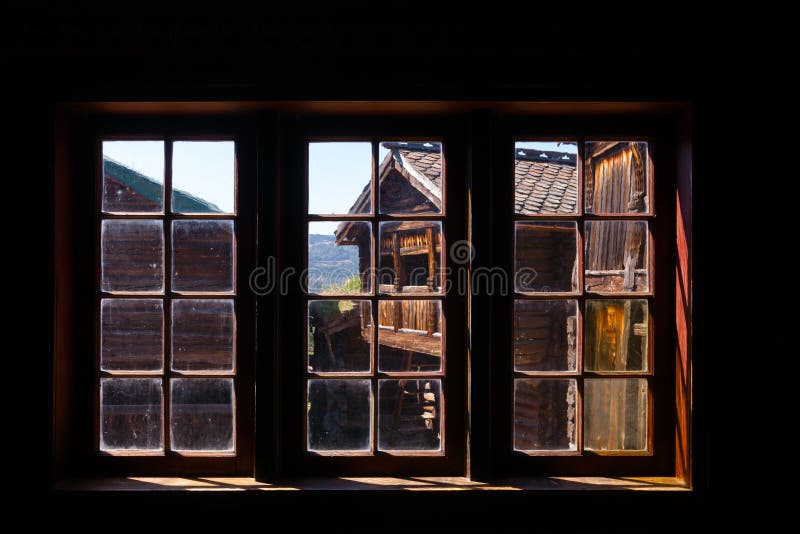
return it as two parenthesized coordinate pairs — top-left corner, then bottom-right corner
(4, 4), (793, 530)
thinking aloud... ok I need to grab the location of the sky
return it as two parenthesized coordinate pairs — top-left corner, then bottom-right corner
(515, 141), (577, 155)
(308, 142), (372, 234)
(103, 140), (235, 213)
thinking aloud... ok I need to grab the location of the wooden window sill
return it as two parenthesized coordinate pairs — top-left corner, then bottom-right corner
(54, 476), (689, 492)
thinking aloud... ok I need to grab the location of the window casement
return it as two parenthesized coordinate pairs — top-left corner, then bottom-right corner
(54, 106), (690, 485)
(73, 118), (257, 476)
(276, 117), (467, 476)
(481, 116), (680, 477)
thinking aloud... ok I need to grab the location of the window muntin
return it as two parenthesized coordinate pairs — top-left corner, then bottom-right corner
(305, 140), (446, 456)
(98, 139), (240, 456)
(512, 140), (654, 455)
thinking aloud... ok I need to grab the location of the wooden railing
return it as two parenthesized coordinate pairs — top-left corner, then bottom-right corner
(377, 300), (439, 335)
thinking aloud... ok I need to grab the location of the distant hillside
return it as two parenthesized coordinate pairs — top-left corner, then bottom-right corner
(307, 234), (359, 293)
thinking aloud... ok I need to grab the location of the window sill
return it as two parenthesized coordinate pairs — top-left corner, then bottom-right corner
(54, 476), (689, 492)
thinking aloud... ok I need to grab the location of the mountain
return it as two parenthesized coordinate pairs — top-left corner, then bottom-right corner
(307, 234), (359, 293)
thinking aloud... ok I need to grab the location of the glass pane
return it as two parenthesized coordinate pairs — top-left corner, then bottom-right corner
(308, 221), (371, 294)
(514, 141), (578, 215)
(308, 300), (371, 373)
(101, 299), (163, 371)
(101, 220), (164, 293)
(584, 220), (648, 293)
(585, 141), (649, 214)
(585, 299), (648, 372)
(378, 300), (442, 372)
(308, 142), (372, 215)
(379, 141), (442, 214)
(102, 141), (164, 213)
(514, 379), (577, 451)
(307, 379), (371, 452)
(100, 378), (162, 451)
(585, 378), (648, 451)
(172, 141), (235, 214)
(172, 299), (235, 372)
(172, 220), (234, 293)
(378, 379), (441, 451)
(515, 222), (578, 293)
(170, 378), (234, 452)
(514, 300), (577, 372)
(378, 221), (442, 294)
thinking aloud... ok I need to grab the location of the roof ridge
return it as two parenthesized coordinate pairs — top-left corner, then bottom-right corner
(515, 148), (577, 166)
(382, 141), (440, 153)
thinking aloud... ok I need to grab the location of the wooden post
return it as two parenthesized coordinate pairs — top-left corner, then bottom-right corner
(392, 231), (402, 292)
(426, 226), (435, 291)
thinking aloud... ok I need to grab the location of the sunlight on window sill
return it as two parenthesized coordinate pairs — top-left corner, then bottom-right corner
(55, 476), (688, 492)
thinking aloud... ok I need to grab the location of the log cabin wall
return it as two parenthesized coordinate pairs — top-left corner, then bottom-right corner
(584, 143), (649, 292)
(514, 224), (577, 291)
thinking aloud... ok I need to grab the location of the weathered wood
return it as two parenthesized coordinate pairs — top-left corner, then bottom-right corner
(426, 227), (435, 290)
(372, 326), (442, 357)
(392, 232), (402, 291)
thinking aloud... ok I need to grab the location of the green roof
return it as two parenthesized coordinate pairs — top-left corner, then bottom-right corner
(104, 157), (222, 213)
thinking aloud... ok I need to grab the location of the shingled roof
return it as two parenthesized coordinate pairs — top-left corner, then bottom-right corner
(394, 144), (442, 189)
(514, 148), (578, 214)
(335, 143), (577, 242)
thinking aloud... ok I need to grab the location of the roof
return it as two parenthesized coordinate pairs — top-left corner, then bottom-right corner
(514, 149), (578, 214)
(336, 143), (577, 240)
(104, 157), (222, 213)
(394, 143), (442, 190)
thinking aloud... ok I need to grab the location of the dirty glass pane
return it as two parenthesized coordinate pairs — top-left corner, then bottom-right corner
(514, 300), (578, 372)
(172, 141), (235, 214)
(585, 141), (649, 214)
(308, 221), (371, 294)
(170, 378), (234, 452)
(515, 222), (578, 293)
(172, 299), (235, 372)
(584, 378), (648, 451)
(307, 300), (371, 373)
(307, 379), (371, 452)
(100, 378), (163, 451)
(308, 142), (372, 215)
(378, 141), (442, 215)
(101, 220), (164, 293)
(514, 141), (578, 215)
(514, 379), (577, 451)
(584, 299), (648, 372)
(172, 220), (234, 293)
(378, 379), (441, 452)
(101, 299), (163, 371)
(584, 220), (648, 293)
(378, 221), (442, 294)
(102, 141), (164, 213)
(378, 300), (442, 372)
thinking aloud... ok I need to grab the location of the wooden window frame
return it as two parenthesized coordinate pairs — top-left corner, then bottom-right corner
(276, 116), (467, 476)
(479, 115), (679, 477)
(53, 104), (691, 485)
(66, 116), (256, 476)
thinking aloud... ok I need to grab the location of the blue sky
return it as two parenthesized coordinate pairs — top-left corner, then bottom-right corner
(515, 141), (577, 155)
(308, 142), (372, 234)
(103, 140), (235, 213)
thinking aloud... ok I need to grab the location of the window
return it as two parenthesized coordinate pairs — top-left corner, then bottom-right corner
(54, 107), (689, 483)
(277, 119), (466, 476)
(484, 119), (679, 477)
(512, 139), (652, 452)
(82, 120), (256, 475)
